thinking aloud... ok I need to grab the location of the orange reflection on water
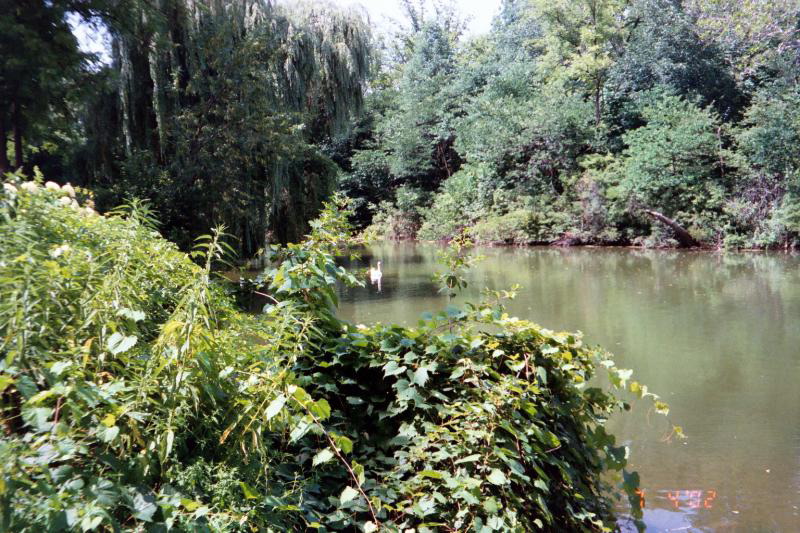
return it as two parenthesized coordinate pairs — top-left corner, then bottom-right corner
(634, 489), (646, 509)
(637, 490), (717, 510)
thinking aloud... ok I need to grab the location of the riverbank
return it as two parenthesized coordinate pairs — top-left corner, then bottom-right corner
(372, 235), (799, 253)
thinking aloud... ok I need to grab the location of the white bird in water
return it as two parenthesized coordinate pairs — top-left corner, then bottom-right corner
(369, 260), (383, 291)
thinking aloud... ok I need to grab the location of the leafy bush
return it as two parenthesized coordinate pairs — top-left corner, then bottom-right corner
(736, 85), (800, 179)
(1, 175), (668, 531)
(619, 89), (723, 214)
(471, 209), (534, 244)
(470, 205), (572, 245)
(365, 186), (430, 240)
(418, 164), (490, 241)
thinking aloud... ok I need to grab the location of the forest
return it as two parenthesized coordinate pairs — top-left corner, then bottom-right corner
(3, 0), (799, 253)
(0, 0), (798, 531)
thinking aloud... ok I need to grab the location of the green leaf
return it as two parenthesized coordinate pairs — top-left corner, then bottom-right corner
(312, 448), (335, 466)
(107, 332), (137, 355)
(0, 374), (13, 393)
(28, 389), (56, 405)
(265, 394), (286, 420)
(81, 514), (103, 531)
(290, 385), (311, 404)
(450, 366), (466, 380)
(487, 469), (508, 486)
(418, 469), (444, 479)
(455, 454), (481, 464)
(181, 499), (202, 511)
(339, 486), (359, 506)
(332, 434), (353, 454)
(412, 367), (429, 386)
(22, 407), (53, 431)
(289, 416), (313, 442)
(99, 425), (120, 443)
(50, 361), (72, 377)
(309, 398), (331, 421)
(239, 482), (259, 500)
(131, 490), (157, 521)
(117, 308), (146, 322)
(487, 515), (504, 529)
(364, 522), (378, 533)
(383, 361), (407, 377)
(483, 497), (500, 514)
(536, 366), (548, 385)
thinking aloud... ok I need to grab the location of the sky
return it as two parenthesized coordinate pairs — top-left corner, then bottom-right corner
(329, 0), (502, 35)
(67, 13), (112, 64)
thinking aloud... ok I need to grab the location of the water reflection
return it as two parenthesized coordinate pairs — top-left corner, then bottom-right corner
(337, 243), (800, 532)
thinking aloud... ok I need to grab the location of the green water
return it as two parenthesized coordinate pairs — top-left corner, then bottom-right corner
(337, 242), (800, 532)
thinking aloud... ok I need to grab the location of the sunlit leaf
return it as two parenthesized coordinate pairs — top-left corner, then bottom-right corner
(339, 486), (359, 506)
(265, 394), (286, 421)
(107, 332), (137, 355)
(239, 482), (260, 500)
(487, 469), (508, 486)
(312, 448), (335, 466)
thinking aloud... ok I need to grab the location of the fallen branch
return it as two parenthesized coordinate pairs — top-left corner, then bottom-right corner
(642, 209), (699, 248)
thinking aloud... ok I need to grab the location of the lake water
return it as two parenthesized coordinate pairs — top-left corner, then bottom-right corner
(337, 242), (800, 532)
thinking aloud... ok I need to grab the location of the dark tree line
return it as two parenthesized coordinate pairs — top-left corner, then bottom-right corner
(344, 0), (800, 250)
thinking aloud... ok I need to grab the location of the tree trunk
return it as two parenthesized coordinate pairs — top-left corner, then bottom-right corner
(643, 209), (699, 248)
(12, 98), (22, 169)
(594, 84), (602, 127)
(0, 107), (9, 174)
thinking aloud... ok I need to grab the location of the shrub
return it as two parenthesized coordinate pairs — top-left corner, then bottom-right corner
(1, 174), (669, 531)
(471, 209), (534, 244)
(365, 186), (430, 240)
(418, 164), (490, 241)
(618, 88), (728, 244)
(468, 192), (574, 245)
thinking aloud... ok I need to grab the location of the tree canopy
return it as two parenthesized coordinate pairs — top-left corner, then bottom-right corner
(347, 0), (800, 250)
(3, 0), (800, 251)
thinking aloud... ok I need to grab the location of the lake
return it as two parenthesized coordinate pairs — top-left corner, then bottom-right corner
(337, 242), (800, 532)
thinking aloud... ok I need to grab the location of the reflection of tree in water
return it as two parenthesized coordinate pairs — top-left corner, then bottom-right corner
(338, 274), (439, 303)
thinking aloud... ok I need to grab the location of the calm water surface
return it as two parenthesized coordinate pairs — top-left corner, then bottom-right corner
(337, 242), (800, 532)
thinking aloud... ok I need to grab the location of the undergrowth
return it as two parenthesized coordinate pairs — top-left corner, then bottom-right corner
(0, 172), (675, 531)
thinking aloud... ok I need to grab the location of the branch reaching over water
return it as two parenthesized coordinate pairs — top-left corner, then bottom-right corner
(643, 209), (699, 247)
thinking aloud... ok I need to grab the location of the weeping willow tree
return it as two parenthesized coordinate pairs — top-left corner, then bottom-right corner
(88, 0), (371, 253)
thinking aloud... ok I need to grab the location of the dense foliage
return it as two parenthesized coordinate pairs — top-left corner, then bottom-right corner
(0, 177), (671, 530)
(3, 0), (372, 254)
(5, 0), (799, 251)
(347, 0), (800, 250)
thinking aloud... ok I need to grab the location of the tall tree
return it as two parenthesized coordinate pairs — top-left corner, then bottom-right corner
(684, 0), (800, 80)
(87, 0), (372, 251)
(0, 0), (86, 172)
(606, 0), (741, 118)
(619, 88), (725, 243)
(348, 6), (464, 201)
(533, 0), (631, 126)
